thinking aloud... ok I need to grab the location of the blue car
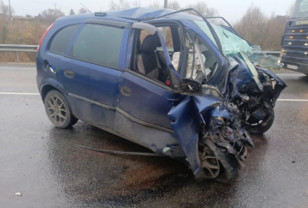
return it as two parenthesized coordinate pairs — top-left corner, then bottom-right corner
(36, 8), (286, 181)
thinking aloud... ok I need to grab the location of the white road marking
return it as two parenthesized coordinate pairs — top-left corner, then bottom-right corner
(0, 92), (39, 95)
(277, 99), (308, 102)
(276, 73), (305, 76)
(0, 66), (35, 70)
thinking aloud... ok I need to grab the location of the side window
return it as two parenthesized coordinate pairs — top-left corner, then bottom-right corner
(49, 25), (79, 55)
(70, 24), (124, 68)
(131, 24), (182, 87)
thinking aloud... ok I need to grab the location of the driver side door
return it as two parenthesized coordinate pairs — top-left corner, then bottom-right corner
(115, 23), (182, 149)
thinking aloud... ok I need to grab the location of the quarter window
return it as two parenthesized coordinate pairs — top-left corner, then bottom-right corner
(70, 24), (124, 68)
(49, 24), (79, 55)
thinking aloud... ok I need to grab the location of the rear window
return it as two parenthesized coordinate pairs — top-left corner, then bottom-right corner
(49, 24), (79, 55)
(70, 24), (124, 68)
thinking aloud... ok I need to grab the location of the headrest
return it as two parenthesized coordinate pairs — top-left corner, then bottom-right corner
(140, 34), (161, 53)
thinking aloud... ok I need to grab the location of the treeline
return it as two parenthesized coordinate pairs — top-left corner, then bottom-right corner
(234, 6), (288, 51)
(0, 0), (289, 62)
(0, 0), (91, 62)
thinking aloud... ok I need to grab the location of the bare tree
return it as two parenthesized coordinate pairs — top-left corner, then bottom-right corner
(148, 3), (161, 9)
(187, 2), (217, 16)
(0, 0), (10, 15)
(262, 15), (288, 50)
(168, 1), (180, 10)
(286, 0), (296, 16)
(0, 0), (10, 43)
(149, 1), (217, 15)
(110, 0), (139, 10)
(234, 6), (267, 47)
(36, 8), (65, 24)
(78, 8), (87, 14)
(234, 5), (288, 50)
(69, 9), (75, 15)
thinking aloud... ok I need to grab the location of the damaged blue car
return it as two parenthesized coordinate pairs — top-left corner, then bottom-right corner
(36, 8), (286, 181)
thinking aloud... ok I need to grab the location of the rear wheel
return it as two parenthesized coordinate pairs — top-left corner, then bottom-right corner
(44, 90), (78, 129)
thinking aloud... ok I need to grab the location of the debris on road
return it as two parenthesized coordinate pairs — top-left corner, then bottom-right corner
(15, 192), (22, 196)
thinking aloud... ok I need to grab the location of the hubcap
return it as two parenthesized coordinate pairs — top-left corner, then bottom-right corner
(199, 145), (220, 179)
(46, 95), (68, 126)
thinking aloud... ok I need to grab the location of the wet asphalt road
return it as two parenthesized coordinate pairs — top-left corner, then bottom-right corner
(0, 63), (308, 208)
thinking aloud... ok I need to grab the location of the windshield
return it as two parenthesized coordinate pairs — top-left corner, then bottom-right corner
(194, 19), (280, 69)
(292, 0), (308, 19)
(194, 20), (254, 56)
(211, 24), (254, 55)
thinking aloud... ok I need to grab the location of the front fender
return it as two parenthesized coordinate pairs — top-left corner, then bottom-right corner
(168, 95), (221, 180)
(256, 67), (287, 101)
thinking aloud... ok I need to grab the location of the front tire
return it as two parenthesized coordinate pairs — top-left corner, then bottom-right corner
(44, 90), (78, 129)
(203, 140), (238, 181)
(199, 137), (238, 181)
(246, 108), (275, 135)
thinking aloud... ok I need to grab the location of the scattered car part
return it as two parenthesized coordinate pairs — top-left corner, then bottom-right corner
(79, 145), (169, 157)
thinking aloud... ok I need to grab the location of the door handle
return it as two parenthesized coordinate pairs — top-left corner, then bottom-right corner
(64, 70), (75, 79)
(120, 86), (132, 96)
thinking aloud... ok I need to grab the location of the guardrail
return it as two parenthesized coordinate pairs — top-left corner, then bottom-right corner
(0, 44), (38, 62)
(0, 44), (38, 52)
(263, 51), (281, 57)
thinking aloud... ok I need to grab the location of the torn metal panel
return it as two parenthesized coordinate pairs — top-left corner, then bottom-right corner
(168, 94), (253, 180)
(168, 96), (204, 179)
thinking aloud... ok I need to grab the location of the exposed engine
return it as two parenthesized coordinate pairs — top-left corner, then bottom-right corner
(226, 62), (286, 134)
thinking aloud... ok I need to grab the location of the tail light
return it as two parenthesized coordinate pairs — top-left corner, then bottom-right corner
(37, 23), (54, 52)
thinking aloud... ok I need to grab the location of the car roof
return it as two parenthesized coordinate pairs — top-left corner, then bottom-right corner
(106, 7), (176, 20)
(56, 7), (200, 25)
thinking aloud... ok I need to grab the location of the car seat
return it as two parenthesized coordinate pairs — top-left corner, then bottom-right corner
(137, 34), (161, 79)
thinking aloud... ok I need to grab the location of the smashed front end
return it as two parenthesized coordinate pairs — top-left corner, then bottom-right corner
(225, 54), (286, 134)
(206, 21), (287, 134)
(168, 95), (253, 181)
(165, 12), (286, 180)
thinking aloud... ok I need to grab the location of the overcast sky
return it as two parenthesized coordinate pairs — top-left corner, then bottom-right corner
(6, 0), (295, 23)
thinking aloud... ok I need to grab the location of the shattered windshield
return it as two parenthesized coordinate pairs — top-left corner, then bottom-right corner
(194, 20), (253, 55)
(210, 24), (254, 55)
(194, 20), (280, 70)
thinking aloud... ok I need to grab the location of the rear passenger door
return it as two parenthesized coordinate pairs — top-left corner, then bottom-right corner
(45, 24), (91, 117)
(46, 24), (85, 96)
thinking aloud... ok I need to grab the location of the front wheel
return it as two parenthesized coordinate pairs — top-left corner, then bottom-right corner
(246, 108), (275, 135)
(199, 139), (238, 181)
(44, 90), (78, 129)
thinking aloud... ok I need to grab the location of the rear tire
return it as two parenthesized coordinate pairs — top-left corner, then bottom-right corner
(44, 90), (78, 129)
